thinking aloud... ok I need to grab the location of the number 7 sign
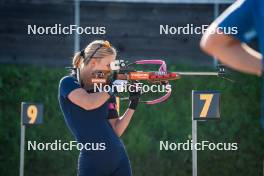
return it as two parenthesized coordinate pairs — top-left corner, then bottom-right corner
(192, 91), (220, 120)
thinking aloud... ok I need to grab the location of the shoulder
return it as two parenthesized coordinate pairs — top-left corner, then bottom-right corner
(59, 75), (81, 98)
(59, 75), (78, 86)
(59, 75), (80, 90)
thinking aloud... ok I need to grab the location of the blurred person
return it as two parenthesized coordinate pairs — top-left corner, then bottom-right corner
(200, 0), (263, 128)
(58, 40), (140, 176)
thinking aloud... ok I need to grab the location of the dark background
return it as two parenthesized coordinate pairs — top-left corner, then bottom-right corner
(0, 0), (231, 67)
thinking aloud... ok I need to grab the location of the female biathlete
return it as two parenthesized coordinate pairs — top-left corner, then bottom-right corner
(58, 40), (141, 176)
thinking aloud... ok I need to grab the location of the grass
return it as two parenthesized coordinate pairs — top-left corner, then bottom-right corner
(0, 64), (263, 176)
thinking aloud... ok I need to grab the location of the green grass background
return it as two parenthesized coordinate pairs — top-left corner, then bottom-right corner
(0, 64), (263, 176)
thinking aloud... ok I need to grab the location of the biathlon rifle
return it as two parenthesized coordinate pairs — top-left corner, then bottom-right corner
(89, 59), (229, 105)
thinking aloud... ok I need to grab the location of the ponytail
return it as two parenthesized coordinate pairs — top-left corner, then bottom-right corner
(72, 52), (83, 68)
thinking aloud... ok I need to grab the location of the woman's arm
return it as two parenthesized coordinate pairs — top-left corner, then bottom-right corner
(68, 88), (110, 110)
(109, 109), (135, 137)
(108, 84), (141, 137)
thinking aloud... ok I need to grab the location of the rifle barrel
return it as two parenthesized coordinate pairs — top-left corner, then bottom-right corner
(176, 72), (218, 76)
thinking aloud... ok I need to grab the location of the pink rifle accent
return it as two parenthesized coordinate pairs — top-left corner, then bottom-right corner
(134, 60), (171, 105)
(108, 103), (116, 109)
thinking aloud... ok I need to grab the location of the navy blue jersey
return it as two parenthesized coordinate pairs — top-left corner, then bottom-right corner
(58, 75), (121, 145)
(218, 0), (264, 47)
(58, 75), (132, 175)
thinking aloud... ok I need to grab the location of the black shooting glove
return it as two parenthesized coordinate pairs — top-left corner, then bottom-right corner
(128, 82), (142, 110)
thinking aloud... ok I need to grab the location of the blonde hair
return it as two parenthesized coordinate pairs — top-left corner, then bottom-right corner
(72, 40), (116, 68)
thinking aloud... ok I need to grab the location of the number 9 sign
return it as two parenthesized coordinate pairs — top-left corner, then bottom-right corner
(21, 102), (43, 125)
